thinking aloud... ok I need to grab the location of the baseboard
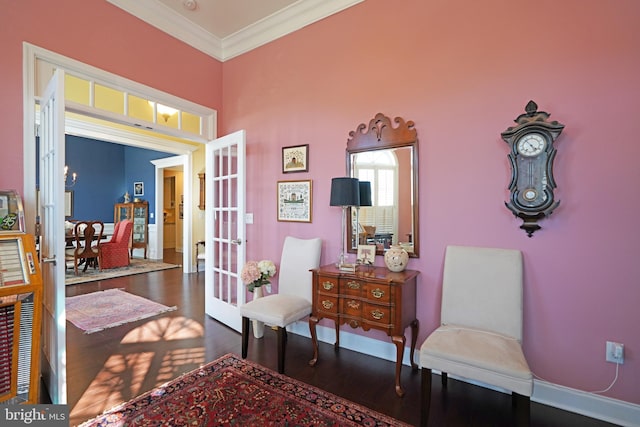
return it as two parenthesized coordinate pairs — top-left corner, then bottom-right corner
(532, 380), (639, 427)
(288, 322), (639, 427)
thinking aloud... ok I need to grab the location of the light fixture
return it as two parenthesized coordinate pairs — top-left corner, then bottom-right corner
(64, 165), (77, 187)
(148, 101), (178, 123)
(183, 0), (198, 11)
(330, 177), (360, 270)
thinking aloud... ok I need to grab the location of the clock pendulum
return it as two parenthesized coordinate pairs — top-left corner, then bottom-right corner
(501, 100), (565, 237)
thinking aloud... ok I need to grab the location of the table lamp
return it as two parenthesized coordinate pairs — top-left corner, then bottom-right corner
(330, 177), (360, 270)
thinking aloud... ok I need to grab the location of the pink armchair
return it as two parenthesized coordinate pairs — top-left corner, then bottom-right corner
(100, 220), (133, 269)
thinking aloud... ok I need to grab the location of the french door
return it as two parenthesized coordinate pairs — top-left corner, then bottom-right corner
(204, 130), (246, 331)
(38, 69), (68, 404)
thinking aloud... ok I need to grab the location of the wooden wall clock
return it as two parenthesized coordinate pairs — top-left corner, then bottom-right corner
(501, 100), (565, 237)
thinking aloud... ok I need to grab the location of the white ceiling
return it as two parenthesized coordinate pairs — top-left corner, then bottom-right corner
(107, 0), (363, 61)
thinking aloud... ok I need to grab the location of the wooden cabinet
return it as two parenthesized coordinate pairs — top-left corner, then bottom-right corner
(309, 264), (419, 397)
(0, 233), (42, 404)
(114, 201), (149, 258)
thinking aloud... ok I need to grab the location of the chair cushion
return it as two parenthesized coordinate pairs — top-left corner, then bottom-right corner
(239, 294), (311, 328)
(420, 324), (532, 396)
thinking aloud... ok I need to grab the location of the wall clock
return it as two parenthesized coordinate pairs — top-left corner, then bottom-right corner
(501, 100), (565, 237)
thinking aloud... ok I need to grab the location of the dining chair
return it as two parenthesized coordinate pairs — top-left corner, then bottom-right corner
(195, 240), (205, 275)
(240, 236), (322, 374)
(64, 221), (104, 275)
(419, 245), (532, 426)
(100, 220), (133, 269)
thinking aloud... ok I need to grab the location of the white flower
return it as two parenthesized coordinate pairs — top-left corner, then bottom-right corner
(258, 260), (276, 278)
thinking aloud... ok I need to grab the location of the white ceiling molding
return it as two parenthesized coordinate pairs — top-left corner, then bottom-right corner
(107, 0), (224, 60)
(221, 0), (364, 60)
(107, 0), (363, 61)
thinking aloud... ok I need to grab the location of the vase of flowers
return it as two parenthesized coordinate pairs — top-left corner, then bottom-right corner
(241, 260), (277, 338)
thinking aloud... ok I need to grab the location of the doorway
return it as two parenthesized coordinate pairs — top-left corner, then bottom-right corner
(23, 43), (214, 403)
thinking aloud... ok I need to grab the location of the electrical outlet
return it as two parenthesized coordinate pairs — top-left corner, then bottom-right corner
(606, 341), (624, 364)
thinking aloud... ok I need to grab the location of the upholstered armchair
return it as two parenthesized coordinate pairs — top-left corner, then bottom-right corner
(100, 220), (133, 269)
(240, 236), (322, 374)
(420, 245), (532, 426)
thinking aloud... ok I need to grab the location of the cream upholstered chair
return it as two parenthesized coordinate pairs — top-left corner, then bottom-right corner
(420, 245), (532, 426)
(240, 236), (322, 373)
(195, 240), (205, 275)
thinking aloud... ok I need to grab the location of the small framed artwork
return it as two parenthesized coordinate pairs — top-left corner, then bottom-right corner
(277, 180), (312, 222)
(282, 144), (309, 173)
(357, 244), (376, 266)
(64, 191), (73, 217)
(134, 182), (144, 197)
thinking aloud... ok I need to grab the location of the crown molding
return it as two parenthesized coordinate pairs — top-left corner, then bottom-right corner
(222, 0), (364, 60)
(106, 0), (224, 59)
(107, 0), (363, 61)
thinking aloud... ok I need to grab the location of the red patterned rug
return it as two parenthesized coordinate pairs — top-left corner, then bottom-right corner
(79, 353), (410, 427)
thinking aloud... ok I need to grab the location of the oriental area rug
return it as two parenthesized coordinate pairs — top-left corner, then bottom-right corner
(79, 353), (410, 427)
(65, 258), (180, 286)
(66, 288), (177, 334)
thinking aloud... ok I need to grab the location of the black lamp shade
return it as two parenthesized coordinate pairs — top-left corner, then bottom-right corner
(359, 181), (372, 207)
(330, 177), (360, 207)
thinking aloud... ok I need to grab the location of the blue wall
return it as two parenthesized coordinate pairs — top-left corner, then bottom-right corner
(65, 135), (172, 224)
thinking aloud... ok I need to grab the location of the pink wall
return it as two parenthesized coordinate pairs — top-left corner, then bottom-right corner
(0, 0), (222, 191)
(1, 0), (638, 407)
(222, 0), (640, 404)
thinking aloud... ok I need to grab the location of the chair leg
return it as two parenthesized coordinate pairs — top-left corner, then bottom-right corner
(241, 317), (250, 359)
(276, 326), (286, 374)
(420, 368), (432, 427)
(441, 371), (448, 388)
(512, 392), (530, 426)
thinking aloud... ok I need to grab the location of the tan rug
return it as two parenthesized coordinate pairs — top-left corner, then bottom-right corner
(65, 258), (180, 286)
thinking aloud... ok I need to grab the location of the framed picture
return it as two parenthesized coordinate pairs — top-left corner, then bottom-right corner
(357, 244), (376, 266)
(282, 144), (309, 173)
(134, 182), (144, 197)
(277, 180), (312, 222)
(64, 191), (73, 217)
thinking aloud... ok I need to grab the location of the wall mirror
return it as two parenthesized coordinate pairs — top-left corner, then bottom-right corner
(346, 113), (419, 258)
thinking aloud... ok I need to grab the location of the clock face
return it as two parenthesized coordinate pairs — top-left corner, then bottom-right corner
(516, 133), (546, 157)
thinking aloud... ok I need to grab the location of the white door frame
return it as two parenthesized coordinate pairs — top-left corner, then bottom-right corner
(22, 43), (216, 403)
(151, 155), (192, 270)
(23, 43), (210, 269)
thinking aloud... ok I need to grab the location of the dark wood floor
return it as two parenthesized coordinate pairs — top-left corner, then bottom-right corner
(59, 250), (617, 426)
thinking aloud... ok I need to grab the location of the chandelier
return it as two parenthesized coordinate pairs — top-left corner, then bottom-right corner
(64, 165), (77, 187)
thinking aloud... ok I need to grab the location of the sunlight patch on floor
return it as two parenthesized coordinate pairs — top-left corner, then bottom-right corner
(70, 352), (154, 423)
(120, 316), (203, 343)
(70, 317), (206, 425)
(156, 347), (206, 385)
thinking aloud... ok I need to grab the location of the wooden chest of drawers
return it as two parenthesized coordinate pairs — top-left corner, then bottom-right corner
(309, 264), (419, 396)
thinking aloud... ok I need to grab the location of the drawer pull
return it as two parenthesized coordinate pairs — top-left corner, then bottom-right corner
(347, 300), (360, 309)
(322, 281), (334, 290)
(347, 281), (361, 290)
(371, 309), (384, 320)
(371, 288), (385, 299)
(321, 300), (334, 310)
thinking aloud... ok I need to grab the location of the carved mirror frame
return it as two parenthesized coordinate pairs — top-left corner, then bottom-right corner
(346, 113), (419, 258)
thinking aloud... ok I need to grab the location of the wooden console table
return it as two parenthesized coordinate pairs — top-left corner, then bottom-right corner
(308, 264), (419, 397)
